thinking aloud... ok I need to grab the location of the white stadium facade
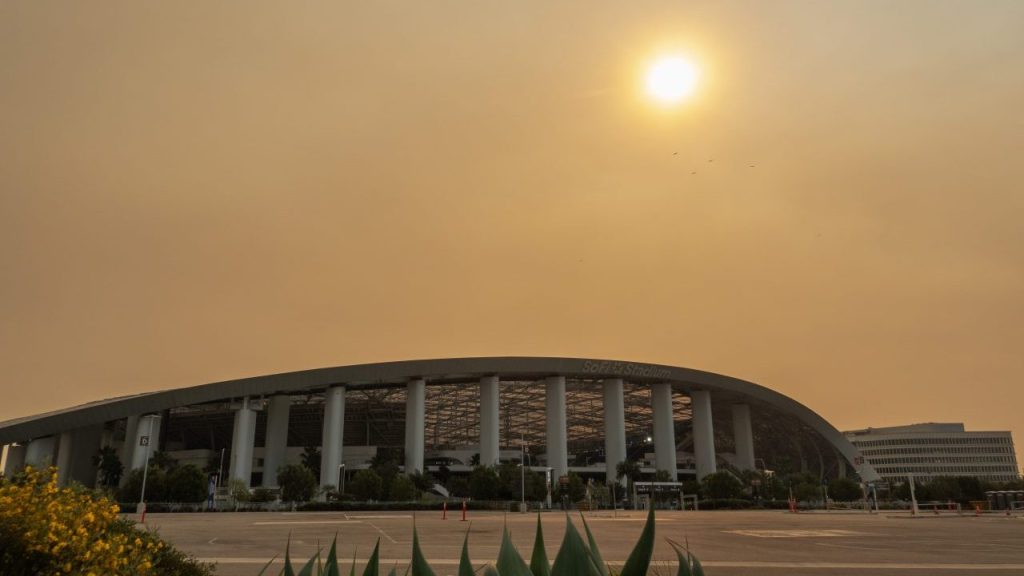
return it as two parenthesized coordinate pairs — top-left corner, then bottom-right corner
(0, 357), (879, 492)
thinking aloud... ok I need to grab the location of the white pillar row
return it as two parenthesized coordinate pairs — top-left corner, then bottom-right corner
(320, 386), (346, 489)
(479, 376), (500, 467)
(3, 444), (26, 475)
(404, 379), (426, 475)
(691, 390), (717, 480)
(545, 376), (568, 481)
(602, 378), (627, 485)
(129, 415), (161, 471)
(732, 404), (756, 471)
(262, 395), (291, 488)
(55, 432), (74, 486)
(651, 383), (678, 481)
(229, 399), (256, 486)
(26, 436), (56, 468)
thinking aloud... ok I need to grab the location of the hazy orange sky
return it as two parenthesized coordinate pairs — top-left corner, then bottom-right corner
(1, 2), (1021, 468)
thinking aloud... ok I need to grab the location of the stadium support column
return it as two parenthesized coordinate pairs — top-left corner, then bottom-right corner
(3, 444), (26, 475)
(732, 404), (756, 471)
(691, 390), (717, 480)
(229, 398), (256, 487)
(55, 432), (73, 486)
(120, 416), (139, 477)
(405, 378), (426, 474)
(263, 395), (291, 488)
(479, 376), (500, 467)
(130, 415), (161, 471)
(651, 383), (678, 481)
(603, 378), (627, 485)
(320, 386), (346, 490)
(545, 376), (568, 481)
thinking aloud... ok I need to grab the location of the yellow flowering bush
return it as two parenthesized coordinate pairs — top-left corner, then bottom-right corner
(0, 466), (212, 575)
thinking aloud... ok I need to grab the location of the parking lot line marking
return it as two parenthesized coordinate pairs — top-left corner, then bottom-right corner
(252, 520), (364, 526)
(365, 521), (399, 544)
(348, 515), (414, 519)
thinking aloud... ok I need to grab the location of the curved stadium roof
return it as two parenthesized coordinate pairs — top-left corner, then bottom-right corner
(0, 356), (877, 480)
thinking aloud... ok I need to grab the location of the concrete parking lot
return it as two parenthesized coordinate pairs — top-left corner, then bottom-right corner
(141, 509), (1024, 576)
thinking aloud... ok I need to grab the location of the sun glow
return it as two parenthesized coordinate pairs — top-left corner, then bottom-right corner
(645, 56), (699, 104)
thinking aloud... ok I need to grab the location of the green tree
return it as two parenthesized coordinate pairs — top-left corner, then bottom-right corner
(300, 446), (321, 479)
(350, 469), (384, 501)
(654, 470), (673, 482)
(389, 474), (418, 501)
(118, 467), (168, 503)
(165, 465), (208, 503)
(701, 471), (744, 499)
(369, 455), (399, 499)
(92, 446), (124, 488)
(616, 460), (641, 494)
(469, 466), (500, 500)
(828, 477), (863, 501)
(227, 478), (251, 505)
(446, 475), (469, 498)
(149, 451), (178, 472)
(565, 473), (586, 503)
(277, 464), (318, 502)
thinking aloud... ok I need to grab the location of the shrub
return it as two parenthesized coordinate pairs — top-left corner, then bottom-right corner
(701, 471), (745, 499)
(251, 487), (277, 503)
(166, 465), (208, 503)
(350, 469), (384, 501)
(0, 466), (213, 575)
(389, 474), (418, 501)
(469, 466), (500, 500)
(277, 464), (318, 502)
(828, 477), (863, 501)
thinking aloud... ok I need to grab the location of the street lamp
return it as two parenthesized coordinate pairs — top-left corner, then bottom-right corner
(520, 433), (527, 510)
(338, 463), (346, 496)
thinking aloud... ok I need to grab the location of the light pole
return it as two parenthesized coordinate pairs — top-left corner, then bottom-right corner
(218, 448), (226, 487)
(520, 433), (526, 510)
(338, 463), (346, 496)
(138, 414), (161, 521)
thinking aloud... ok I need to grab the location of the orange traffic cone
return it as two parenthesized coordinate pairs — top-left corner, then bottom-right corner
(461, 499), (468, 521)
(442, 501), (447, 520)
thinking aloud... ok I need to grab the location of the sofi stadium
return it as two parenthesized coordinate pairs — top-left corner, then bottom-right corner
(0, 357), (878, 492)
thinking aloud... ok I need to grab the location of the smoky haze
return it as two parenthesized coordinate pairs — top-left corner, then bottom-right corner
(1, 1), (1022, 467)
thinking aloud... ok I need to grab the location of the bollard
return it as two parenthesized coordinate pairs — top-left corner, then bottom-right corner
(975, 505), (981, 517)
(461, 499), (468, 521)
(443, 501), (447, 520)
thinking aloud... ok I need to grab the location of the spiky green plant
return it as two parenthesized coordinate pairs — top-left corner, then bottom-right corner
(268, 507), (701, 576)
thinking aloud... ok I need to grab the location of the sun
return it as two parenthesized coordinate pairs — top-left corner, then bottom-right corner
(645, 56), (699, 104)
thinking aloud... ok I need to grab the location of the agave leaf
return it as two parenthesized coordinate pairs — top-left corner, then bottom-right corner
(283, 534), (296, 576)
(529, 515), (550, 576)
(349, 550), (358, 576)
(387, 566), (397, 576)
(411, 522), (438, 576)
(618, 507), (655, 576)
(665, 540), (690, 576)
(551, 517), (599, 576)
(298, 549), (321, 576)
(483, 565), (500, 576)
(256, 554), (279, 576)
(690, 556), (704, 576)
(580, 515), (608, 576)
(459, 530), (474, 576)
(497, 525), (534, 576)
(324, 535), (341, 576)
(363, 539), (381, 576)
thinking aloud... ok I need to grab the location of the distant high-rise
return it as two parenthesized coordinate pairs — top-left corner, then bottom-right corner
(845, 423), (1019, 483)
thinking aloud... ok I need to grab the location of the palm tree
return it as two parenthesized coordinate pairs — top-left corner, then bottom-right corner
(616, 459), (641, 494)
